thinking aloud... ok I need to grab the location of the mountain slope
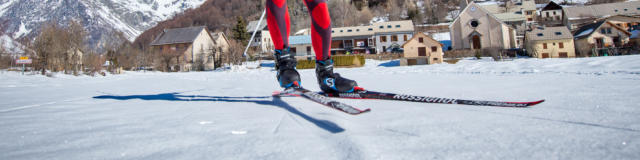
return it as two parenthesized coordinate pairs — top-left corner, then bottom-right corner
(0, 0), (206, 51)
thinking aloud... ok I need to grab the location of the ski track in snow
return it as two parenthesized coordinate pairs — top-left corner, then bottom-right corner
(1, 56), (640, 159)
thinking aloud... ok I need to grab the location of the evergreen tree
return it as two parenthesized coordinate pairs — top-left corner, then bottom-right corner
(232, 16), (249, 45)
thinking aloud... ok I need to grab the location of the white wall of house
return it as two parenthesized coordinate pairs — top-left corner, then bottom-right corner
(527, 39), (576, 58)
(290, 44), (314, 57)
(374, 33), (413, 53)
(190, 29), (216, 71)
(541, 10), (562, 21)
(260, 30), (273, 54)
(450, 3), (515, 50)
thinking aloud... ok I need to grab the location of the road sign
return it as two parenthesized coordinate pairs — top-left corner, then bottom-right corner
(20, 56), (29, 60)
(16, 59), (32, 64)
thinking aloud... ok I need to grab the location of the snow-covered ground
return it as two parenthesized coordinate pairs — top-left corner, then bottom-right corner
(2, 55), (640, 159)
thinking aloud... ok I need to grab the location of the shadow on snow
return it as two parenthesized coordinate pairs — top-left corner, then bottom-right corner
(93, 92), (345, 133)
(377, 60), (400, 67)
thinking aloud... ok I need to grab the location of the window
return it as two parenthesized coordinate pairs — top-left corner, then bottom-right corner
(607, 28), (612, 34)
(368, 28), (373, 31)
(391, 35), (398, 42)
(527, 11), (533, 15)
(387, 25), (392, 28)
(624, 9), (628, 11)
(615, 9), (618, 12)
(638, 8), (640, 10)
(470, 20), (479, 28)
(559, 52), (568, 58)
(601, 28), (607, 34)
(559, 42), (564, 49)
(528, 18), (533, 21)
(381, 36), (387, 42)
(418, 47), (426, 56)
(395, 25), (401, 28)
(431, 46), (438, 52)
(419, 37), (424, 43)
(555, 32), (562, 35)
(331, 30), (334, 33)
(379, 26), (384, 29)
(543, 43), (547, 49)
(340, 30), (344, 32)
(403, 35), (408, 41)
(356, 29), (360, 32)
(553, 11), (556, 15)
(347, 29), (352, 32)
(537, 33), (543, 37)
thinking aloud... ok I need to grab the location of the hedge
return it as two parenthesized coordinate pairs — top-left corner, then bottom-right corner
(296, 55), (365, 69)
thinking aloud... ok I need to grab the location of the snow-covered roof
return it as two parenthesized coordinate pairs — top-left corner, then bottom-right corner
(476, 0), (535, 22)
(246, 20), (268, 33)
(288, 35), (311, 45)
(563, 1), (640, 20)
(526, 26), (573, 41)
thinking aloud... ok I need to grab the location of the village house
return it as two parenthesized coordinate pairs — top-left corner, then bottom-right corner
(631, 30), (640, 46)
(470, 0), (537, 47)
(562, 1), (640, 31)
(573, 20), (632, 57)
(525, 26), (575, 58)
(598, 15), (640, 31)
(329, 20), (415, 54)
(245, 20), (271, 55)
(401, 32), (444, 65)
(150, 26), (221, 71)
(209, 32), (231, 53)
(450, 2), (517, 50)
(538, 1), (564, 26)
(69, 48), (83, 71)
(474, 0), (537, 23)
(287, 35), (315, 59)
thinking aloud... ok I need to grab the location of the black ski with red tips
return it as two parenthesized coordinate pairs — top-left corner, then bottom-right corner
(323, 90), (544, 107)
(273, 87), (371, 115)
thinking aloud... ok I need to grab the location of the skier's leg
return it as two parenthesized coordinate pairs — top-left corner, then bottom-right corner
(267, 0), (300, 88)
(303, 0), (359, 93)
(266, 0), (290, 50)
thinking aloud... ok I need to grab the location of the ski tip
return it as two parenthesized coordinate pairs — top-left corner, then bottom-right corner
(528, 99), (545, 106)
(350, 108), (372, 115)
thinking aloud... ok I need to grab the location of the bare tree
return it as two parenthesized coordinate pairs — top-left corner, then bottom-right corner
(155, 48), (183, 72)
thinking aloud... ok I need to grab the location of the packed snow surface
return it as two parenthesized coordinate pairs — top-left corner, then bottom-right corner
(2, 55), (640, 159)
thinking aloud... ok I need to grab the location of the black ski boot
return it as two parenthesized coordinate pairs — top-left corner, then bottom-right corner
(316, 59), (358, 93)
(274, 47), (301, 88)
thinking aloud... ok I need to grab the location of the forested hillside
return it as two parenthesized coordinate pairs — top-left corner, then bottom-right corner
(133, 0), (461, 50)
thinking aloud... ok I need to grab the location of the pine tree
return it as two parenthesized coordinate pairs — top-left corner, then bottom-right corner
(232, 16), (249, 45)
